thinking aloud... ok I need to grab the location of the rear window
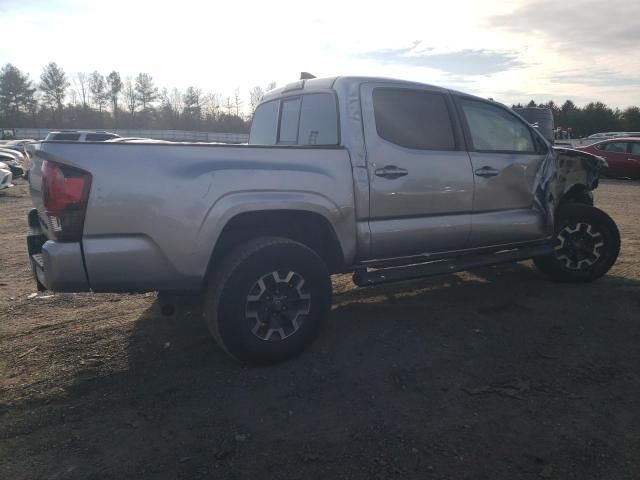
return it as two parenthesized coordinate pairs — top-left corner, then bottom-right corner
(51, 133), (80, 141)
(372, 88), (455, 150)
(249, 93), (338, 146)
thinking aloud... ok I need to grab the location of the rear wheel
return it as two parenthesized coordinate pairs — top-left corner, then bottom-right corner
(534, 204), (620, 282)
(203, 237), (332, 364)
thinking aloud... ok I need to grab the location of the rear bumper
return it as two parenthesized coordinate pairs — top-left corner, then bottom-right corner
(27, 209), (90, 292)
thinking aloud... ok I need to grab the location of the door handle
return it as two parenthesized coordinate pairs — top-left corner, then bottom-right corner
(375, 165), (409, 179)
(474, 166), (501, 178)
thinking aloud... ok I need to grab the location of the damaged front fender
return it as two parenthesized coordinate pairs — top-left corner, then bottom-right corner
(534, 146), (605, 236)
(552, 147), (605, 202)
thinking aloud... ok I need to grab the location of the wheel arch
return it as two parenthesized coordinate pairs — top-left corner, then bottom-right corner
(198, 193), (353, 283)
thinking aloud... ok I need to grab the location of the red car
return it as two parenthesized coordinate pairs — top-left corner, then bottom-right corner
(576, 137), (640, 179)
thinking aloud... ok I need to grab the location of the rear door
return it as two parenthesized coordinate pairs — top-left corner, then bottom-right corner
(361, 83), (474, 259)
(456, 97), (548, 247)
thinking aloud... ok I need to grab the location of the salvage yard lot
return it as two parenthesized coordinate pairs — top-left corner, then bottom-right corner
(1, 179), (639, 480)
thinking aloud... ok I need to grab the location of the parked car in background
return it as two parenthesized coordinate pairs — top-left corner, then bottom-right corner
(1, 146), (33, 177)
(576, 137), (640, 179)
(0, 148), (25, 178)
(44, 130), (121, 142)
(0, 162), (13, 190)
(586, 132), (640, 141)
(2, 139), (36, 154)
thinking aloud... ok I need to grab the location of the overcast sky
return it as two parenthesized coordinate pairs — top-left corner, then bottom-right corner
(0, 0), (638, 109)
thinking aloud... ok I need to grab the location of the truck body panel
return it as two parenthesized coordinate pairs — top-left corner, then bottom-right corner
(26, 76), (606, 294)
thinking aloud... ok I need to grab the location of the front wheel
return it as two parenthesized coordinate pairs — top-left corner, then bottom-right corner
(534, 204), (620, 282)
(203, 237), (332, 365)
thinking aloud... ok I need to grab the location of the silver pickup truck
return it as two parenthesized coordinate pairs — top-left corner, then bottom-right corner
(26, 76), (620, 364)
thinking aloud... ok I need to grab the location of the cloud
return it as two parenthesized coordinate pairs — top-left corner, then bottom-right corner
(488, 0), (640, 52)
(355, 47), (524, 76)
(549, 71), (640, 87)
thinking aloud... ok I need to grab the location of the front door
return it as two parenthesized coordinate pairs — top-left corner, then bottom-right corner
(361, 83), (475, 260)
(456, 97), (549, 248)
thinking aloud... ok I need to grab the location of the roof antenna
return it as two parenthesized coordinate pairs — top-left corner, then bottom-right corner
(300, 72), (316, 80)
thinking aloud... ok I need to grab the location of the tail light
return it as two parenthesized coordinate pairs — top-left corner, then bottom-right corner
(41, 160), (92, 241)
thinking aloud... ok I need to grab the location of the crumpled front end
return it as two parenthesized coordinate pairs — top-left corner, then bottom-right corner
(532, 147), (605, 236)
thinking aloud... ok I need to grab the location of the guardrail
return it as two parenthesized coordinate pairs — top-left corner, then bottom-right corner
(3, 128), (249, 144)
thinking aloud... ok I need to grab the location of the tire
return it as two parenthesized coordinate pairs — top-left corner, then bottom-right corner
(534, 204), (620, 283)
(203, 237), (332, 365)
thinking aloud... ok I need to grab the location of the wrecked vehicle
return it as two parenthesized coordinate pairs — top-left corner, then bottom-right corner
(0, 161), (12, 190)
(25, 76), (620, 364)
(0, 148), (25, 178)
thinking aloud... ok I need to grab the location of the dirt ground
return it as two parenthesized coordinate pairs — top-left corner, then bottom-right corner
(1, 179), (639, 480)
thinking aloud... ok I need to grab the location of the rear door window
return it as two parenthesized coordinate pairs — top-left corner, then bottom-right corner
(460, 99), (535, 153)
(603, 142), (628, 153)
(630, 142), (640, 155)
(372, 88), (455, 150)
(52, 133), (81, 141)
(85, 133), (116, 141)
(298, 94), (338, 145)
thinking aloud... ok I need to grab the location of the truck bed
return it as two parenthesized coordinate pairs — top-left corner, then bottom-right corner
(28, 141), (356, 292)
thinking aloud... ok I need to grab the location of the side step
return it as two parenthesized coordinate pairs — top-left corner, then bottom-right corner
(352, 244), (552, 287)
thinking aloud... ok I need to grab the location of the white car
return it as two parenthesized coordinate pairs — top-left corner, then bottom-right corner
(0, 148), (25, 178)
(0, 162), (13, 190)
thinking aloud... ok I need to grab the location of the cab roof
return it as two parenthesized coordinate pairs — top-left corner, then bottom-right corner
(261, 75), (490, 105)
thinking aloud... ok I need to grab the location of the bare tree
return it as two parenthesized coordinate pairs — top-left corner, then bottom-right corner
(74, 72), (88, 108)
(266, 81), (277, 91)
(203, 92), (220, 119)
(123, 77), (137, 121)
(170, 88), (183, 117)
(249, 86), (264, 115)
(39, 62), (69, 110)
(69, 88), (78, 106)
(223, 96), (233, 115)
(233, 88), (242, 117)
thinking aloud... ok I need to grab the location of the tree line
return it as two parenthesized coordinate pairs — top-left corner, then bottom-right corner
(0, 62), (276, 133)
(513, 100), (640, 138)
(2, 62), (639, 137)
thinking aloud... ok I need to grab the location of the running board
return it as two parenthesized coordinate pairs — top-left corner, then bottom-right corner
(352, 244), (552, 287)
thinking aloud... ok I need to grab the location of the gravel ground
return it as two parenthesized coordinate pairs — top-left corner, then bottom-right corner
(1, 179), (639, 480)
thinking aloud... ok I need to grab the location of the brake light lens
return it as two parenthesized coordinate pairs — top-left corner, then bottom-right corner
(41, 160), (92, 241)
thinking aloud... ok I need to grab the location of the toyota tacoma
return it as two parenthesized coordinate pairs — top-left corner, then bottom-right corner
(26, 76), (620, 364)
